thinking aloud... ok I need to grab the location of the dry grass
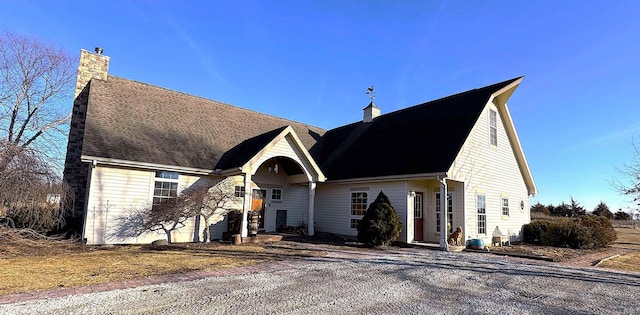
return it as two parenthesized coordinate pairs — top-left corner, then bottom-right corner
(611, 227), (640, 250)
(0, 237), (326, 296)
(599, 228), (640, 272)
(489, 244), (598, 262)
(489, 227), (640, 266)
(598, 252), (640, 273)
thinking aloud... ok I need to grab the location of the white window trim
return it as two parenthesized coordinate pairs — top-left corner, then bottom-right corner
(489, 109), (497, 146)
(350, 191), (369, 229)
(413, 192), (423, 218)
(234, 186), (245, 198)
(501, 196), (510, 217)
(477, 193), (487, 235)
(271, 188), (283, 201)
(152, 171), (179, 206)
(435, 191), (454, 234)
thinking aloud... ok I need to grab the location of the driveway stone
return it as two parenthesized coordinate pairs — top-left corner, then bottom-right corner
(1, 246), (638, 314)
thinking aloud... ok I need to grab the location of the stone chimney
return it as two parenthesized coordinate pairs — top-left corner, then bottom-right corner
(363, 101), (380, 123)
(75, 48), (109, 98)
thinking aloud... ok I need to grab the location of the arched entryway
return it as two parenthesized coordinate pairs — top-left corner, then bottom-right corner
(232, 126), (325, 237)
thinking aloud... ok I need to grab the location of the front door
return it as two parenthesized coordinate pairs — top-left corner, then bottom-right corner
(251, 189), (267, 229)
(413, 192), (424, 241)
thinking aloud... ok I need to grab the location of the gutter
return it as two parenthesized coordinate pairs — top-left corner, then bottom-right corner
(80, 155), (215, 175)
(326, 172), (448, 184)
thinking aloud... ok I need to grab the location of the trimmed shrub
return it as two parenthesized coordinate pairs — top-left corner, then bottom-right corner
(523, 220), (550, 244)
(523, 215), (617, 249)
(579, 214), (616, 248)
(541, 218), (587, 248)
(357, 191), (402, 247)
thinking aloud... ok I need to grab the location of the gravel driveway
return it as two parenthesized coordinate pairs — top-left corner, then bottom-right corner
(2, 246), (639, 314)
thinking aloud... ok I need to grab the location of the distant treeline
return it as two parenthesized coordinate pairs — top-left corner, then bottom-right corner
(531, 198), (633, 220)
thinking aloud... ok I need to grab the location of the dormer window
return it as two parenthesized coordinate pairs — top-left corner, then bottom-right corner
(489, 109), (497, 146)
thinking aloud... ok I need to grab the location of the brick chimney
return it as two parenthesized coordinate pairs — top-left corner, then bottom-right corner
(363, 101), (380, 123)
(75, 48), (109, 98)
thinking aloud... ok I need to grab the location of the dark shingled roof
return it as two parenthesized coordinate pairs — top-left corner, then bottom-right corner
(82, 75), (520, 181)
(82, 76), (325, 170)
(316, 77), (522, 180)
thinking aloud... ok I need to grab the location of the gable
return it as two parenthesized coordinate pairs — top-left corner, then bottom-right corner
(240, 126), (326, 182)
(317, 77), (523, 181)
(448, 78), (536, 195)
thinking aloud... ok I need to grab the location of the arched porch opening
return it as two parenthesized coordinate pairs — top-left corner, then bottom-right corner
(240, 156), (317, 237)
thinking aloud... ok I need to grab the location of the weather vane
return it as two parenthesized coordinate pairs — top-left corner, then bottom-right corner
(366, 85), (375, 101)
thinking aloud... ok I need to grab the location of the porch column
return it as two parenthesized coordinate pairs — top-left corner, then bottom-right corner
(406, 191), (414, 243)
(308, 181), (316, 236)
(439, 177), (449, 251)
(240, 173), (252, 237)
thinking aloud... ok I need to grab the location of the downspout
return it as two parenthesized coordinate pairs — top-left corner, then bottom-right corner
(81, 160), (97, 244)
(438, 175), (449, 251)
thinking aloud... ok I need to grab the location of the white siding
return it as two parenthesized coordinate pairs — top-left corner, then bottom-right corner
(252, 135), (314, 180)
(314, 181), (408, 241)
(84, 165), (220, 245)
(407, 180), (464, 243)
(448, 100), (531, 245)
(264, 185), (308, 231)
(251, 161), (310, 232)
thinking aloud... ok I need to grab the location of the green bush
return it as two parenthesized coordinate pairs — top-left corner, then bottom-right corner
(523, 220), (550, 244)
(357, 191), (402, 247)
(523, 215), (616, 249)
(541, 219), (586, 248)
(579, 214), (616, 248)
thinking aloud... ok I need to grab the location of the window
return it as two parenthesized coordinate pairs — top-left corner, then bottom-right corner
(351, 192), (368, 216)
(234, 186), (245, 198)
(153, 171), (178, 206)
(271, 188), (282, 200)
(489, 109), (497, 146)
(477, 194), (486, 234)
(502, 197), (509, 216)
(413, 192), (423, 218)
(350, 191), (368, 229)
(435, 192), (453, 233)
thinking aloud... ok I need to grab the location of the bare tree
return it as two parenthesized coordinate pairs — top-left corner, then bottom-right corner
(0, 144), (70, 233)
(613, 139), (640, 211)
(182, 178), (238, 242)
(0, 31), (75, 172)
(0, 31), (75, 233)
(139, 196), (197, 244)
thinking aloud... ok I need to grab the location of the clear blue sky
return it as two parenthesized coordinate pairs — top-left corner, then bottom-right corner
(3, 0), (639, 213)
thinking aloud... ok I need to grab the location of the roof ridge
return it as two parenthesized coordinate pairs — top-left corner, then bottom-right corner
(374, 76), (523, 120)
(323, 77), (522, 133)
(104, 75), (326, 132)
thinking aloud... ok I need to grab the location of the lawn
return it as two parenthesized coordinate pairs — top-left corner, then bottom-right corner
(0, 238), (326, 296)
(611, 227), (640, 250)
(3, 227), (639, 296)
(598, 227), (640, 272)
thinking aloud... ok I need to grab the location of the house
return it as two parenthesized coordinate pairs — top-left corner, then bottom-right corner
(64, 49), (536, 247)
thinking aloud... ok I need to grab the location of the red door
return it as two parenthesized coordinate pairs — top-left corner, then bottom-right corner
(414, 192), (424, 241)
